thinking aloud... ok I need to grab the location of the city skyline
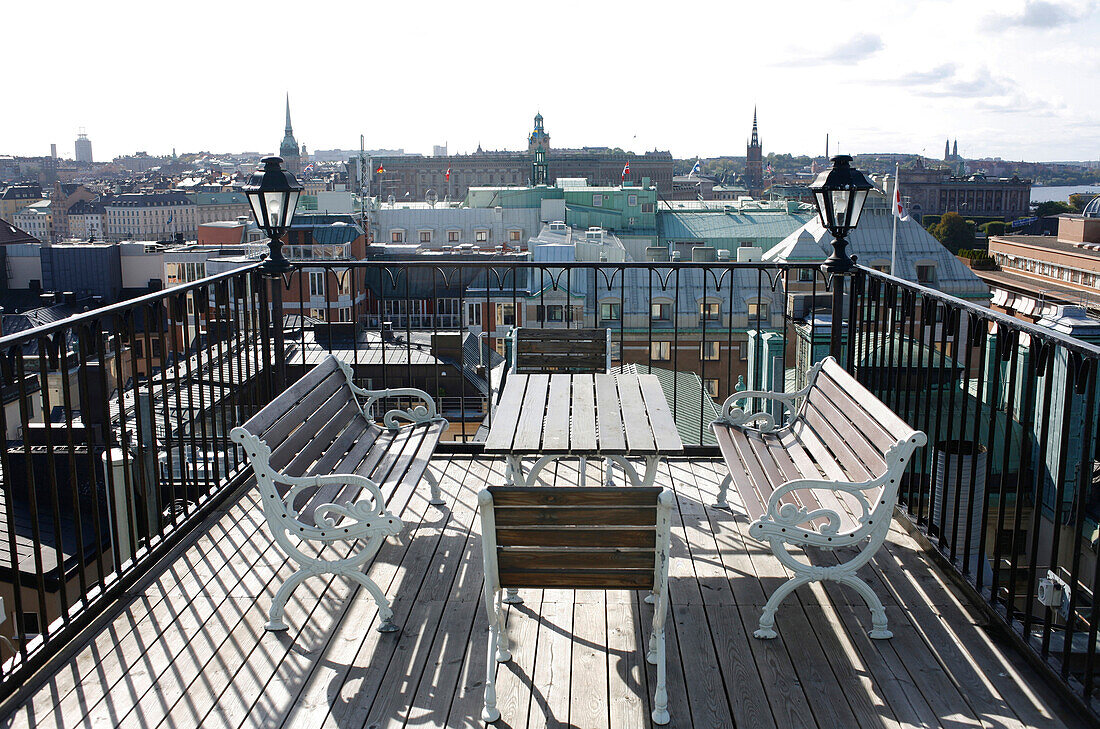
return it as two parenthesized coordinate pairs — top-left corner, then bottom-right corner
(2, 0), (1098, 163)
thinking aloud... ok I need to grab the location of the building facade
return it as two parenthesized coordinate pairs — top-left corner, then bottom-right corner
(74, 132), (93, 163)
(66, 200), (106, 240)
(13, 201), (51, 243)
(0, 184), (43, 221)
(185, 192), (251, 225)
(104, 192), (197, 242)
(895, 163), (1031, 221)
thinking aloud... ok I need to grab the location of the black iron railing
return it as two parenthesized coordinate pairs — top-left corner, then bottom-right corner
(849, 265), (1100, 713)
(0, 262), (274, 695)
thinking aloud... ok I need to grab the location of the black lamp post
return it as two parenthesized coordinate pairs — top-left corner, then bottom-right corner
(243, 156), (302, 390)
(809, 154), (874, 359)
(243, 156), (302, 273)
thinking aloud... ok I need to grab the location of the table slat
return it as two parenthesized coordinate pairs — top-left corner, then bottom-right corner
(513, 374), (551, 452)
(542, 374), (572, 452)
(617, 375), (656, 452)
(594, 374), (627, 452)
(483, 374), (529, 452)
(570, 374), (598, 452)
(638, 374), (683, 453)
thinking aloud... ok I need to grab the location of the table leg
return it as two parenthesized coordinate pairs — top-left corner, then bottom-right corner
(605, 458), (614, 487)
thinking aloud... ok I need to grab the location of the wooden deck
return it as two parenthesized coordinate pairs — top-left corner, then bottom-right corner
(1, 456), (1083, 729)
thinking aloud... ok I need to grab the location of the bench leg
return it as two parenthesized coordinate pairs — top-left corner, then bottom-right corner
(835, 573), (892, 639)
(265, 569), (311, 631)
(754, 574), (812, 639)
(423, 468), (446, 507)
(713, 472), (732, 510)
(347, 570), (400, 633)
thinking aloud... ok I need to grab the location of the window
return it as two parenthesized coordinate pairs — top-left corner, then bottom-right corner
(496, 303), (515, 327)
(537, 304), (564, 322)
(701, 341), (720, 361)
(509, 230), (521, 242)
(600, 302), (621, 321)
(872, 264), (891, 274)
(748, 302), (769, 319)
(20, 611), (40, 639)
(916, 265), (936, 284)
(650, 341), (671, 360)
(628, 194), (638, 207)
(798, 268), (814, 282)
(391, 230), (405, 243)
(700, 302), (720, 321)
(309, 271), (325, 297)
(338, 307), (352, 322)
(309, 307), (327, 321)
(475, 230), (488, 243)
(641, 203), (654, 214)
(448, 230), (460, 243)
(704, 378), (720, 398)
(593, 194), (603, 207)
(466, 302), (481, 326)
(739, 344), (747, 361)
(651, 302), (671, 321)
(419, 230), (432, 244)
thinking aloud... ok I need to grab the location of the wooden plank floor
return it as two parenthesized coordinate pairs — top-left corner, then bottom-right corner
(0, 456), (1084, 729)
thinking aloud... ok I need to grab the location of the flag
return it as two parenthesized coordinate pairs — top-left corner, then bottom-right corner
(622, 162), (630, 180)
(445, 167), (451, 181)
(892, 171), (909, 222)
(166, 213), (173, 225)
(689, 159), (701, 178)
(376, 163), (384, 174)
(303, 163), (315, 174)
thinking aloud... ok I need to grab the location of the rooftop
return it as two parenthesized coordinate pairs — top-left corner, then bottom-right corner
(1, 456), (1079, 729)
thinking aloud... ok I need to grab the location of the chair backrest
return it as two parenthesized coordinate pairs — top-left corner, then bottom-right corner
(480, 486), (671, 590)
(797, 357), (925, 485)
(511, 328), (611, 374)
(234, 354), (365, 476)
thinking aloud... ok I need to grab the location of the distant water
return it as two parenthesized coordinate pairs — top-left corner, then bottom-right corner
(1030, 184), (1100, 203)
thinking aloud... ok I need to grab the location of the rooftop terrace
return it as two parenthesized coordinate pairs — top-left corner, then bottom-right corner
(2, 456), (1081, 729)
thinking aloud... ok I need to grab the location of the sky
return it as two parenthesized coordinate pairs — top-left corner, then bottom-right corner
(3, 0), (1098, 163)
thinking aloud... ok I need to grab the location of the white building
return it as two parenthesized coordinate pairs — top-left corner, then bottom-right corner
(13, 201), (52, 243)
(369, 200), (541, 251)
(104, 192), (197, 242)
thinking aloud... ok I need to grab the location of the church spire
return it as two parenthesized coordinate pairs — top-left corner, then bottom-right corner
(285, 94), (293, 136)
(750, 106), (760, 147)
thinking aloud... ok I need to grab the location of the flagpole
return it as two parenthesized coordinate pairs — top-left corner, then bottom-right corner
(890, 162), (899, 276)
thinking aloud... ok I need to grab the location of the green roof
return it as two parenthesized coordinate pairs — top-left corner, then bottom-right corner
(658, 211), (811, 245)
(614, 363), (719, 446)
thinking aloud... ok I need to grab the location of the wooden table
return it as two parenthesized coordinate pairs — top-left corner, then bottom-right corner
(484, 372), (684, 488)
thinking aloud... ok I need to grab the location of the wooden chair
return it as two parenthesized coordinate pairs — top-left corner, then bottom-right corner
(478, 486), (675, 725)
(230, 354), (448, 634)
(711, 356), (926, 640)
(510, 327), (612, 374)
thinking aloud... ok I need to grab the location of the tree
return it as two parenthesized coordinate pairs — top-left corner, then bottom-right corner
(930, 212), (975, 253)
(980, 221), (1006, 236)
(1035, 200), (1074, 218)
(1069, 193), (1097, 212)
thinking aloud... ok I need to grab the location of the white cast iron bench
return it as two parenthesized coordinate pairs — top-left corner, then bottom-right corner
(711, 356), (926, 640)
(478, 485), (675, 725)
(230, 354), (448, 634)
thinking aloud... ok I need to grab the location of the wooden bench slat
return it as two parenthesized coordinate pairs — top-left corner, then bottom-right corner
(713, 426), (766, 521)
(804, 389), (888, 476)
(496, 548), (655, 571)
(801, 397), (879, 481)
(514, 328), (608, 341)
(744, 430), (825, 525)
(814, 373), (897, 456)
(517, 354), (606, 371)
(269, 389), (356, 472)
(239, 356), (340, 436)
(821, 358), (915, 439)
(495, 527), (656, 549)
(768, 431), (859, 533)
(488, 486), (661, 507)
(518, 339), (607, 353)
(498, 569), (655, 590)
(257, 368), (346, 446)
(493, 506), (657, 527)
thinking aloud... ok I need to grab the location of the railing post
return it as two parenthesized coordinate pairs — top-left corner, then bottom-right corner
(266, 271), (287, 393)
(830, 271), (847, 362)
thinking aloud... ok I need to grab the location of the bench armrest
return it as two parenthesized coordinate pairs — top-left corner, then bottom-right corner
(760, 476), (884, 536)
(712, 359), (826, 432)
(349, 383), (447, 430)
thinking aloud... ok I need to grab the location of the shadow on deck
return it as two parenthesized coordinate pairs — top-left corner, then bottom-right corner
(0, 456), (1083, 729)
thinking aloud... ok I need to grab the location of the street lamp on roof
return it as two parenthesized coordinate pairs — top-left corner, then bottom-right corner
(810, 155), (874, 274)
(243, 156), (302, 273)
